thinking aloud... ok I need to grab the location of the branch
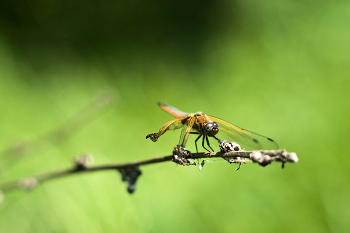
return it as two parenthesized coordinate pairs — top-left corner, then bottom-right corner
(0, 145), (298, 196)
(0, 90), (117, 161)
(0, 154), (173, 194)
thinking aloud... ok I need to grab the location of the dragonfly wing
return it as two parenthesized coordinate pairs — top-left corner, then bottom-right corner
(208, 116), (278, 150)
(178, 115), (196, 147)
(147, 118), (185, 142)
(158, 102), (188, 118)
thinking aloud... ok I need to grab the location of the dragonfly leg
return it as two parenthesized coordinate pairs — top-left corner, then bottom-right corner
(213, 136), (221, 144)
(146, 133), (158, 142)
(205, 135), (215, 152)
(201, 135), (210, 152)
(194, 134), (202, 153)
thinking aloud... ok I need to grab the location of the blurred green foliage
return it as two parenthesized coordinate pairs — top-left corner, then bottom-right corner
(0, 0), (350, 232)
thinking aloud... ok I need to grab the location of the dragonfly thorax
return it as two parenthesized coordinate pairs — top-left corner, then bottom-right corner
(202, 122), (219, 137)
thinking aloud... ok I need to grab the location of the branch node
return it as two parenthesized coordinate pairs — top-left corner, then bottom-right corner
(19, 177), (38, 189)
(283, 151), (298, 163)
(172, 145), (196, 166)
(118, 167), (142, 194)
(250, 151), (272, 167)
(74, 154), (94, 171)
(219, 140), (241, 152)
(219, 140), (247, 169)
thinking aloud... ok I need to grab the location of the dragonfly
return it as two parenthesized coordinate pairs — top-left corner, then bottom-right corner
(146, 102), (278, 152)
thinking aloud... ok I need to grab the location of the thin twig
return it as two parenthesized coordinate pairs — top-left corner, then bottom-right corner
(0, 90), (117, 160)
(0, 154), (173, 192)
(0, 149), (298, 193)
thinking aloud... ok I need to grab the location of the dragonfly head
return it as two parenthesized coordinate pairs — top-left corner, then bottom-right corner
(203, 122), (219, 136)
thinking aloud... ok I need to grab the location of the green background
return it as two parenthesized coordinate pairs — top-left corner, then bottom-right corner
(0, 0), (349, 232)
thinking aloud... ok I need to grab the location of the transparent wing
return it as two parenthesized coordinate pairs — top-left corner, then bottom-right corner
(160, 118), (185, 132)
(158, 102), (188, 118)
(178, 115), (196, 147)
(208, 116), (278, 150)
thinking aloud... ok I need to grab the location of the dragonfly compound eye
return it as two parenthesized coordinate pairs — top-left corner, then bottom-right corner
(203, 122), (213, 133)
(203, 122), (219, 136)
(209, 122), (219, 136)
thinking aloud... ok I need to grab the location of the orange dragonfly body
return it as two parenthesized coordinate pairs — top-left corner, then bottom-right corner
(146, 102), (277, 152)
